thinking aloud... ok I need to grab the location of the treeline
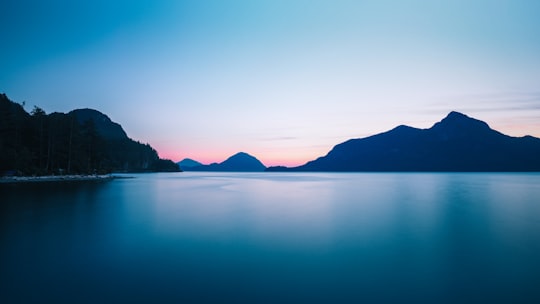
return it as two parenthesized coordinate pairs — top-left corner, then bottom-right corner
(0, 93), (180, 175)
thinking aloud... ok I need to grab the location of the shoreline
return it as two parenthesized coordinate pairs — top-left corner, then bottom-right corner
(0, 174), (117, 184)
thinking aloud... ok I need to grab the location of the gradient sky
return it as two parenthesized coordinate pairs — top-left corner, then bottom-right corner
(2, 0), (540, 166)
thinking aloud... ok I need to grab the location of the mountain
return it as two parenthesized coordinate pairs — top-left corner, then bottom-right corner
(67, 107), (180, 173)
(70, 109), (128, 140)
(0, 93), (180, 175)
(184, 152), (266, 172)
(267, 111), (540, 172)
(177, 158), (203, 170)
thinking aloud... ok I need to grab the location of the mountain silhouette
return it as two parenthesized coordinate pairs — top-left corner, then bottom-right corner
(70, 109), (128, 140)
(267, 111), (540, 172)
(0, 93), (180, 174)
(177, 158), (203, 170)
(184, 152), (266, 172)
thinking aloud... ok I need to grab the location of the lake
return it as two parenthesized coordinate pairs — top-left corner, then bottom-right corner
(1, 172), (540, 303)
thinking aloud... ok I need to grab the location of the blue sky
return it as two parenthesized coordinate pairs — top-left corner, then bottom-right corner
(2, 0), (540, 166)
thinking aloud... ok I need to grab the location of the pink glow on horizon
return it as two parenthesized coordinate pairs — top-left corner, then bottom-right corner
(159, 151), (310, 168)
(157, 148), (314, 168)
(155, 119), (540, 168)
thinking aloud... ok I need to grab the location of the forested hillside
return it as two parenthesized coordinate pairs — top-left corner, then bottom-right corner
(0, 93), (179, 175)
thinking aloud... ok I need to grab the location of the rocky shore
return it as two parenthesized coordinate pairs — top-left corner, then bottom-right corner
(0, 174), (115, 184)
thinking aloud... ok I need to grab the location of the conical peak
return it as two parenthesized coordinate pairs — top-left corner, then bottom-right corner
(434, 111), (490, 129)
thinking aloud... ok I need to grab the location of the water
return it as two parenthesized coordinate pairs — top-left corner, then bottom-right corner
(1, 172), (540, 303)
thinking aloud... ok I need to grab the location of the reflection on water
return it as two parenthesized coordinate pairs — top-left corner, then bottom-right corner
(1, 173), (540, 303)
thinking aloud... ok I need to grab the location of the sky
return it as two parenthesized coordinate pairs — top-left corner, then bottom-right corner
(2, 0), (540, 167)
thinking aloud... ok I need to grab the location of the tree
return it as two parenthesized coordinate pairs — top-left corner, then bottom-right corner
(1, 94), (180, 175)
(31, 106), (47, 172)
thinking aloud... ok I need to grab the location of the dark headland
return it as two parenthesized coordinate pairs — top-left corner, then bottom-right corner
(0, 93), (180, 178)
(267, 111), (540, 172)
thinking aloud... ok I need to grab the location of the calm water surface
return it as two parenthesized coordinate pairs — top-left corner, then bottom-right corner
(1, 172), (540, 303)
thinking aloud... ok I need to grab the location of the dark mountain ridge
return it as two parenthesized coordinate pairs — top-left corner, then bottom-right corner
(267, 111), (540, 172)
(0, 93), (180, 175)
(70, 109), (128, 140)
(184, 152), (266, 172)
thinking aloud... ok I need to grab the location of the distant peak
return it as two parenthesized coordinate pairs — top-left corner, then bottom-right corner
(226, 152), (260, 162)
(442, 111), (478, 123)
(445, 111), (468, 119)
(181, 151), (266, 171)
(392, 124), (415, 131)
(440, 111), (482, 123)
(177, 158), (203, 168)
(431, 111), (490, 131)
(232, 152), (250, 157)
(181, 158), (198, 162)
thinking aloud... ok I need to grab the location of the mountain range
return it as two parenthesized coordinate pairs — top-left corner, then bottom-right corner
(3, 91), (539, 174)
(180, 152), (266, 172)
(267, 111), (540, 172)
